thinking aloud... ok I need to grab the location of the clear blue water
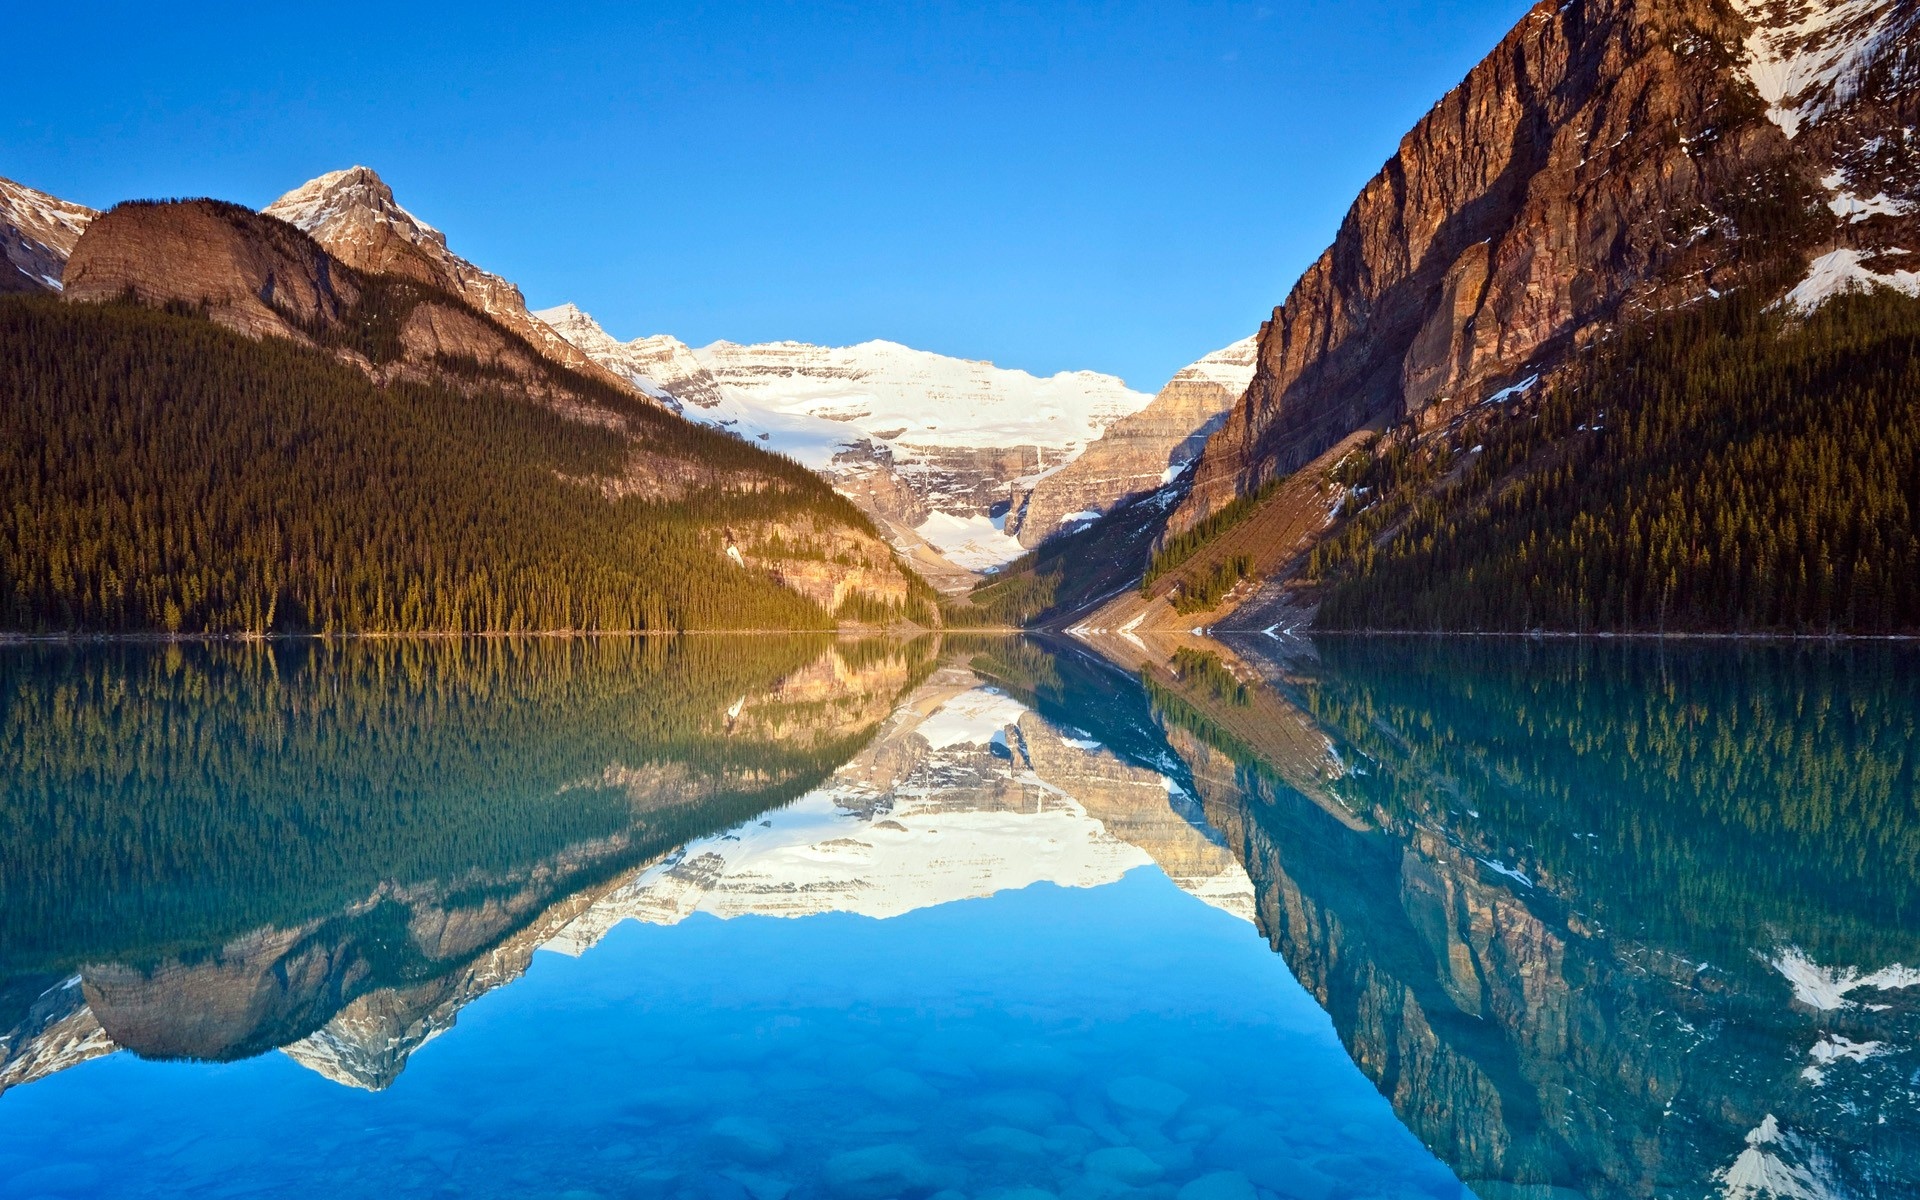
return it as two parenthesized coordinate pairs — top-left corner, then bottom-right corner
(2, 635), (1916, 1199)
(1, 872), (1462, 1200)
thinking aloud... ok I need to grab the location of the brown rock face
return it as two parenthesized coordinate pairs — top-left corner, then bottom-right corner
(1172, 0), (1906, 532)
(64, 199), (362, 341)
(60, 199), (552, 391)
(1007, 337), (1258, 547)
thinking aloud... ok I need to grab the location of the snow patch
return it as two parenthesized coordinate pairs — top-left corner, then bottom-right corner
(1484, 374), (1540, 405)
(1477, 858), (1534, 888)
(915, 510), (1029, 571)
(1786, 248), (1920, 310)
(1771, 946), (1920, 1009)
(1828, 190), (1914, 222)
(1800, 1035), (1886, 1084)
(1732, 0), (1911, 139)
(914, 688), (1029, 750)
(1717, 1115), (1844, 1200)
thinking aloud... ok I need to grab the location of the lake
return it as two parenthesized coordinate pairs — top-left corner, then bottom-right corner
(0, 634), (1914, 1199)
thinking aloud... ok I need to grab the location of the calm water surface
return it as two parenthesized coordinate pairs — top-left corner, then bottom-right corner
(0, 634), (1914, 1200)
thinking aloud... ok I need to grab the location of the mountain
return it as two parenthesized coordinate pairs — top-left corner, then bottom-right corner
(7, 196), (930, 632)
(1004, 336), (1257, 548)
(1052, 0), (1920, 637)
(538, 304), (1251, 576)
(263, 168), (645, 396)
(1179, 0), (1918, 523)
(0, 175), (96, 294)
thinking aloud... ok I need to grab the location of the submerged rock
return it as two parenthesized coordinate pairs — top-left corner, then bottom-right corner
(1177, 1171), (1258, 1200)
(1105, 1076), (1189, 1123)
(1082, 1146), (1164, 1186)
(824, 1143), (961, 1200)
(708, 1116), (785, 1165)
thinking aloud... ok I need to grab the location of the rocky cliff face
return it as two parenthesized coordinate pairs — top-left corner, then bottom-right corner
(0, 176), (96, 294)
(1174, 0), (1920, 533)
(61, 199), (579, 400)
(264, 168), (647, 398)
(1006, 337), (1257, 548)
(64, 200), (362, 340)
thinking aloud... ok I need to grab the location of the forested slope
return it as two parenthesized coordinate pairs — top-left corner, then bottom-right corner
(1311, 289), (1920, 634)
(0, 295), (916, 633)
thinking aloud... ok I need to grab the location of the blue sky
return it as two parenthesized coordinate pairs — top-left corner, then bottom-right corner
(4, 1), (1528, 389)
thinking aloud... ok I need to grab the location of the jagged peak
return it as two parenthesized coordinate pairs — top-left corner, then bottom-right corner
(264, 165), (443, 244)
(535, 303), (695, 357)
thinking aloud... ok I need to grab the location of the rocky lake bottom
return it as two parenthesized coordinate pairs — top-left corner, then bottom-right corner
(0, 872), (1464, 1200)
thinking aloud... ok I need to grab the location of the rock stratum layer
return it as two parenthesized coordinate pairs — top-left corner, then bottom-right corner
(1174, 0), (1920, 533)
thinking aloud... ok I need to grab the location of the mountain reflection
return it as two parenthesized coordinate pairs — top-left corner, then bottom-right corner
(1134, 632), (1920, 1200)
(0, 635), (1257, 1099)
(4, 633), (1915, 1199)
(0, 637), (936, 1092)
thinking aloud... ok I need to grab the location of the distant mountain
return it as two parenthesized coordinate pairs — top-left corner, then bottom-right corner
(538, 303), (1251, 574)
(0, 175), (96, 294)
(1004, 336), (1256, 549)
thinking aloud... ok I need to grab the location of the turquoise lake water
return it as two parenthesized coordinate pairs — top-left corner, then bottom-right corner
(0, 636), (1914, 1198)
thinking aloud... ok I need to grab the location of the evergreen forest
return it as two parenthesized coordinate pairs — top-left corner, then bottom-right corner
(0, 635), (932, 973)
(0, 295), (893, 634)
(1310, 289), (1920, 633)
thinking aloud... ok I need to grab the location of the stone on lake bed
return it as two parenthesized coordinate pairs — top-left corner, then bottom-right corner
(824, 1143), (961, 1200)
(6, 1162), (103, 1195)
(722, 1170), (794, 1200)
(1236, 1159), (1335, 1200)
(1083, 1146), (1165, 1185)
(980, 1042), (1083, 1082)
(974, 1089), (1063, 1130)
(1200, 1117), (1287, 1166)
(1104, 1076), (1189, 1122)
(961, 1125), (1051, 1160)
(709, 1115), (785, 1164)
(864, 1066), (941, 1105)
(1178, 1171), (1258, 1200)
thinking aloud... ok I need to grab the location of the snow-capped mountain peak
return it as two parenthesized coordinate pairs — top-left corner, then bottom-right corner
(266, 169), (654, 398)
(532, 303), (725, 408)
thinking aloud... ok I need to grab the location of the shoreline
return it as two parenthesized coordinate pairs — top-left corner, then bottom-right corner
(1218, 627), (1920, 644)
(0, 626), (948, 646)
